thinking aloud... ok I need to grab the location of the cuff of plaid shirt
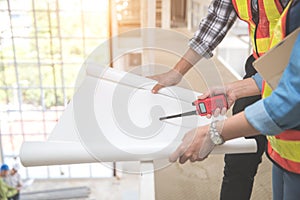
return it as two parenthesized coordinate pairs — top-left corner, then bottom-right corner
(188, 38), (214, 59)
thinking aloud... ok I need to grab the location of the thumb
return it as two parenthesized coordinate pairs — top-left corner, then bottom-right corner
(151, 84), (165, 94)
(198, 90), (211, 99)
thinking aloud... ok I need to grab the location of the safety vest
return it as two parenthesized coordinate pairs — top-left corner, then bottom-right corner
(231, 0), (283, 58)
(262, 1), (300, 174)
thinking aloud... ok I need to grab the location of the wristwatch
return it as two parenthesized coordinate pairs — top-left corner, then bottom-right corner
(209, 120), (225, 145)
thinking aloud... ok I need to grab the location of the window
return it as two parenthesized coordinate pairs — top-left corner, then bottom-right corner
(0, 0), (113, 179)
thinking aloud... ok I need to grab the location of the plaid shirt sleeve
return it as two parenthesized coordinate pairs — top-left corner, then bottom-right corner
(189, 0), (237, 58)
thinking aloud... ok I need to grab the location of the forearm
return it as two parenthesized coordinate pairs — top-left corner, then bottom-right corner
(174, 48), (203, 75)
(219, 111), (260, 141)
(244, 100), (284, 135)
(227, 78), (260, 100)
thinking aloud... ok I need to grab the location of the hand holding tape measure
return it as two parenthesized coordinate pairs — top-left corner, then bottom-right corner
(159, 94), (228, 120)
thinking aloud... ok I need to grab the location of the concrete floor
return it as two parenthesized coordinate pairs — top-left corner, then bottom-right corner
(154, 154), (272, 200)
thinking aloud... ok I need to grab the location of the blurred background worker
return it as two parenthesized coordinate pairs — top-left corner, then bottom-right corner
(5, 164), (22, 200)
(0, 164), (18, 200)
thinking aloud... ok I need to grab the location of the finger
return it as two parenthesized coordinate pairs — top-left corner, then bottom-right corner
(198, 91), (211, 99)
(151, 84), (164, 94)
(221, 107), (227, 115)
(190, 154), (198, 163)
(169, 151), (179, 163)
(206, 114), (212, 119)
(169, 154), (178, 163)
(169, 145), (185, 163)
(179, 152), (191, 164)
(213, 108), (221, 118)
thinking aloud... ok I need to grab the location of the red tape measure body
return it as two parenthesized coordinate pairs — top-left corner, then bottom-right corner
(193, 95), (228, 116)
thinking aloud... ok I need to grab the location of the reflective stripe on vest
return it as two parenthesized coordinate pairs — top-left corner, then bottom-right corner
(261, 0), (300, 174)
(267, 141), (300, 173)
(231, 0), (283, 58)
(267, 135), (300, 163)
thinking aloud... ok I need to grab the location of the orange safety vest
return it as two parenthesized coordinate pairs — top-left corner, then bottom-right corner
(231, 0), (284, 58)
(262, 1), (300, 174)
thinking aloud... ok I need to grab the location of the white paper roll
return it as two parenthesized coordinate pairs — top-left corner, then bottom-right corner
(20, 138), (256, 167)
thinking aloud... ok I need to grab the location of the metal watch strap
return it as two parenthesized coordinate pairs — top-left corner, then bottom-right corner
(209, 120), (225, 145)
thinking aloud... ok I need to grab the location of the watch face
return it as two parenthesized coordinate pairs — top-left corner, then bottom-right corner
(211, 134), (224, 145)
(215, 137), (223, 145)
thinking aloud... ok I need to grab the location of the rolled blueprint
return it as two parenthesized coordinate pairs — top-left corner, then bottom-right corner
(20, 64), (257, 167)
